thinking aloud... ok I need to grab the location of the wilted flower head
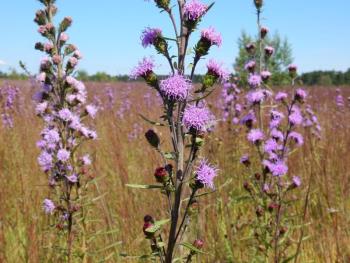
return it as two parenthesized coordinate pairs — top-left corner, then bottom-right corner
(160, 74), (191, 101)
(201, 27), (222, 47)
(184, 0), (207, 21)
(141, 27), (162, 48)
(130, 57), (155, 79)
(183, 104), (214, 132)
(195, 159), (218, 189)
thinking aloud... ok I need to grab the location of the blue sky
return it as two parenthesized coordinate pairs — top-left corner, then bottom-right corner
(0, 0), (349, 75)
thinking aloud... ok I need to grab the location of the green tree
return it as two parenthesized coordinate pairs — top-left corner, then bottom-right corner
(234, 30), (293, 86)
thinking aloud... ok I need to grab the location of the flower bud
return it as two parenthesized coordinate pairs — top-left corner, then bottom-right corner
(154, 0), (170, 11)
(35, 42), (45, 51)
(288, 64), (298, 77)
(245, 43), (256, 54)
(268, 202), (279, 212)
(52, 55), (62, 65)
(145, 129), (160, 148)
(254, 0), (263, 9)
(243, 181), (251, 192)
(34, 10), (46, 26)
(154, 167), (168, 183)
(60, 16), (73, 32)
(193, 239), (204, 249)
(64, 44), (77, 56)
(260, 26), (269, 39)
(264, 46), (274, 58)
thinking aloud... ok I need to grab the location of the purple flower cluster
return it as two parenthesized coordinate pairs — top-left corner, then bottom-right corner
(0, 84), (19, 128)
(130, 57), (155, 79)
(184, 0), (207, 21)
(183, 103), (214, 132)
(141, 27), (162, 48)
(195, 159), (218, 189)
(160, 74), (191, 101)
(206, 59), (229, 83)
(201, 27), (222, 47)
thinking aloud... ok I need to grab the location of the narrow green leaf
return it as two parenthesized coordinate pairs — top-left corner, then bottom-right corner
(126, 184), (163, 189)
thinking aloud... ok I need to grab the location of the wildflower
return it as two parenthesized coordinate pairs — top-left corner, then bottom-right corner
(275, 91), (288, 102)
(240, 154), (250, 167)
(141, 27), (162, 48)
(288, 131), (304, 146)
(183, 104), (214, 132)
(85, 104), (98, 119)
(184, 0), (207, 21)
(246, 89), (265, 105)
(81, 154), (91, 166)
(38, 151), (53, 171)
(193, 239), (204, 249)
(264, 46), (274, 57)
(160, 74), (191, 101)
(248, 74), (262, 89)
(195, 159), (218, 189)
(292, 176), (301, 187)
(260, 26), (269, 38)
(57, 149), (70, 162)
(244, 60), (256, 73)
(201, 27), (222, 47)
(154, 167), (168, 183)
(206, 59), (229, 82)
(130, 57), (155, 79)
(289, 106), (303, 126)
(58, 108), (73, 122)
(43, 199), (55, 214)
(261, 70), (272, 81)
(245, 43), (256, 54)
(295, 88), (307, 102)
(247, 129), (264, 144)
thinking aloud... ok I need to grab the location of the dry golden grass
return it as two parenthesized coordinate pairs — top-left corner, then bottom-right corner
(0, 79), (349, 262)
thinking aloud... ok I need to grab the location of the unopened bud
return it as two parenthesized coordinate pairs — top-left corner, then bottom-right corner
(145, 129), (160, 148)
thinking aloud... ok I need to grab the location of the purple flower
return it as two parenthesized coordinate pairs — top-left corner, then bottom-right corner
(240, 110), (256, 127)
(130, 57), (155, 79)
(264, 160), (288, 177)
(246, 89), (265, 105)
(184, 0), (207, 21)
(261, 70), (272, 81)
(289, 106), (303, 126)
(201, 27), (222, 47)
(264, 138), (280, 154)
(43, 199), (55, 214)
(275, 91), (288, 102)
(248, 74), (262, 89)
(183, 104), (214, 132)
(195, 159), (218, 189)
(58, 108), (73, 122)
(288, 64), (298, 72)
(288, 131), (304, 146)
(86, 104), (98, 119)
(270, 129), (284, 141)
(67, 174), (78, 183)
(57, 149), (70, 162)
(38, 151), (53, 171)
(206, 59), (229, 82)
(292, 176), (301, 187)
(43, 129), (60, 145)
(81, 154), (91, 166)
(160, 74), (191, 101)
(295, 88), (307, 101)
(244, 60), (256, 72)
(141, 27), (162, 48)
(247, 129), (264, 144)
(35, 102), (48, 115)
(264, 46), (274, 56)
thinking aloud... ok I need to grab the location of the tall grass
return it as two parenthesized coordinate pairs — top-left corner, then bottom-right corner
(0, 80), (349, 262)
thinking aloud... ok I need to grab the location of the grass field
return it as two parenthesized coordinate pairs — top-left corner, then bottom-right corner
(0, 79), (350, 262)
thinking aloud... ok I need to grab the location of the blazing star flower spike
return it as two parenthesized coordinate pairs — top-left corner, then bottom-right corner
(141, 27), (162, 48)
(206, 59), (229, 83)
(130, 57), (156, 79)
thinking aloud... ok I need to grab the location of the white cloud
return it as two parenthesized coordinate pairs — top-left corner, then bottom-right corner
(0, 60), (6, 66)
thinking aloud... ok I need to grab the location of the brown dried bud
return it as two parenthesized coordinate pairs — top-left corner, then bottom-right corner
(145, 129), (160, 148)
(254, 0), (263, 9)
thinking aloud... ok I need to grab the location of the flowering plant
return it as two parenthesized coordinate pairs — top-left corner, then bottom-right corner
(127, 0), (226, 262)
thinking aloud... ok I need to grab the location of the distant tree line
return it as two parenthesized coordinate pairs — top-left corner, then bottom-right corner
(1, 68), (350, 86)
(300, 69), (350, 86)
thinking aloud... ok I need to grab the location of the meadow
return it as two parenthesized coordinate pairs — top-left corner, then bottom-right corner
(0, 79), (349, 262)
